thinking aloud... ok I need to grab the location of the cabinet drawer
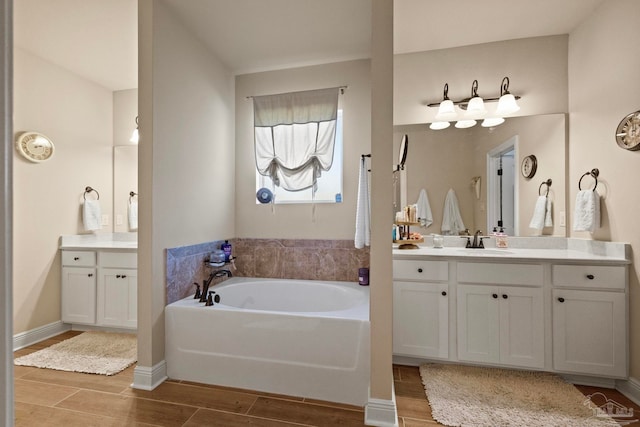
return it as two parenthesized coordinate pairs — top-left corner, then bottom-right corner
(62, 250), (96, 267)
(457, 262), (542, 286)
(393, 260), (448, 281)
(99, 252), (137, 268)
(552, 265), (625, 290)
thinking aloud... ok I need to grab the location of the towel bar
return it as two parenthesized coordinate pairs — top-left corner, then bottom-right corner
(83, 186), (99, 200)
(129, 191), (138, 203)
(538, 179), (552, 196)
(578, 168), (599, 191)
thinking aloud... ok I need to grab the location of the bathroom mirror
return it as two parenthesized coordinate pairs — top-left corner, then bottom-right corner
(113, 145), (138, 232)
(394, 113), (567, 237)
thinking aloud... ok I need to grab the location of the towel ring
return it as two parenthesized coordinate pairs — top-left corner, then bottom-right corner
(538, 179), (552, 196)
(129, 191), (138, 203)
(83, 186), (100, 200)
(578, 168), (599, 191)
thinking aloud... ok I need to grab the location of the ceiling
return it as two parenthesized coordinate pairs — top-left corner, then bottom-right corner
(13, 0), (605, 91)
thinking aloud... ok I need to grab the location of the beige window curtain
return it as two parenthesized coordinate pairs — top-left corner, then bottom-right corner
(253, 87), (340, 192)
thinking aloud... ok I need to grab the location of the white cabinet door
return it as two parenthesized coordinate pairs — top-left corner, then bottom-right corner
(61, 267), (96, 324)
(97, 268), (137, 328)
(458, 285), (544, 368)
(552, 289), (626, 377)
(393, 281), (449, 359)
(457, 285), (500, 364)
(499, 286), (544, 368)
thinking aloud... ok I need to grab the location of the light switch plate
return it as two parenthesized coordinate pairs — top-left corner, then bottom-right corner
(101, 214), (109, 226)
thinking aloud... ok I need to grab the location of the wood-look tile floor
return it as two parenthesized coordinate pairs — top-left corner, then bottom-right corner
(14, 332), (640, 426)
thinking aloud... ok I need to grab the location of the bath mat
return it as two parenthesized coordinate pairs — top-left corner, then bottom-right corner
(14, 331), (137, 376)
(419, 363), (619, 427)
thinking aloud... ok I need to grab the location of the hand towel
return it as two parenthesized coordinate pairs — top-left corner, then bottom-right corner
(354, 156), (370, 248)
(544, 196), (553, 227)
(573, 189), (600, 232)
(83, 199), (102, 231)
(529, 195), (547, 230)
(128, 199), (138, 231)
(441, 188), (465, 235)
(416, 189), (433, 228)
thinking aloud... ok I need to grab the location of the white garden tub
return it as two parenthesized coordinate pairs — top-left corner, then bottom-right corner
(165, 277), (370, 406)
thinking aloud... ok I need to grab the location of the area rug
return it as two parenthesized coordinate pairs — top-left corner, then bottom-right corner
(14, 331), (137, 376)
(419, 363), (619, 427)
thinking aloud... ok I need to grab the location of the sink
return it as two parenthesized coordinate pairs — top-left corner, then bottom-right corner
(455, 248), (514, 255)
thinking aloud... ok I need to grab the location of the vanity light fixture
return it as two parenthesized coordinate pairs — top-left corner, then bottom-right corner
(427, 77), (521, 130)
(129, 116), (139, 144)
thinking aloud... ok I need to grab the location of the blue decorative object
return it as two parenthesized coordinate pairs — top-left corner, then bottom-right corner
(256, 187), (273, 204)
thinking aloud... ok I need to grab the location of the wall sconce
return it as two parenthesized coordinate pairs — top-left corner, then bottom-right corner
(428, 77), (521, 130)
(129, 116), (139, 144)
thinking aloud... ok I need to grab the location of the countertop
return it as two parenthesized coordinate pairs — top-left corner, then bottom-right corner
(393, 237), (631, 265)
(60, 233), (138, 250)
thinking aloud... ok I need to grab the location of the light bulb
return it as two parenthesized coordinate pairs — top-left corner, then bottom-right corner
(496, 93), (520, 116)
(435, 99), (457, 121)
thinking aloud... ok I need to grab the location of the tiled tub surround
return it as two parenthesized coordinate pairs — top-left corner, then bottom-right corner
(166, 238), (370, 304)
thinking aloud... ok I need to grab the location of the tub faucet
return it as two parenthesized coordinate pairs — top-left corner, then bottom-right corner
(213, 269), (232, 278)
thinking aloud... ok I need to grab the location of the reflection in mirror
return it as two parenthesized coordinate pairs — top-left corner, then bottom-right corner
(487, 137), (516, 235)
(394, 113), (567, 237)
(113, 145), (138, 232)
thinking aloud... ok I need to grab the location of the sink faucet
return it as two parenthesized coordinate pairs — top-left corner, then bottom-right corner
(213, 269), (232, 278)
(463, 230), (487, 249)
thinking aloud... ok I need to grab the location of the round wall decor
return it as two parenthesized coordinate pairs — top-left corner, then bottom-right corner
(615, 110), (640, 151)
(521, 154), (537, 179)
(15, 132), (55, 162)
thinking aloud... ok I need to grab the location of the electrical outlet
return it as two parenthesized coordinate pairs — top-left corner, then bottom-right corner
(101, 214), (109, 226)
(116, 214), (123, 226)
(559, 211), (566, 227)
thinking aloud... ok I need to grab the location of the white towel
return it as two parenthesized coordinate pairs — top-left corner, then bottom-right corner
(83, 199), (102, 231)
(529, 196), (547, 230)
(544, 197), (553, 227)
(416, 189), (433, 228)
(441, 189), (465, 235)
(573, 189), (600, 232)
(354, 157), (370, 248)
(128, 199), (138, 231)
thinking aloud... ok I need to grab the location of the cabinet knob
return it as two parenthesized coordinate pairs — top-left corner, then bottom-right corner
(492, 293), (498, 299)
(88, 273), (93, 277)
(116, 275), (121, 278)
(586, 274), (595, 280)
(417, 268), (423, 273)
(74, 257), (80, 261)
(502, 294), (508, 299)
(441, 291), (447, 296)
(122, 275), (127, 279)
(558, 297), (565, 303)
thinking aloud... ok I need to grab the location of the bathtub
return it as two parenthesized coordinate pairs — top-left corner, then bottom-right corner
(165, 277), (370, 406)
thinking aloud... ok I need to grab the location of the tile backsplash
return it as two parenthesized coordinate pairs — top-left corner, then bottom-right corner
(166, 238), (370, 304)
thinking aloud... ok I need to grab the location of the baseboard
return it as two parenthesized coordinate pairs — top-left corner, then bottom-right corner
(562, 373), (617, 388)
(617, 376), (640, 406)
(364, 387), (398, 427)
(13, 321), (70, 351)
(132, 360), (167, 391)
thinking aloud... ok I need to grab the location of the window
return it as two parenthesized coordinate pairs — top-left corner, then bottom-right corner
(256, 110), (343, 204)
(253, 87), (343, 204)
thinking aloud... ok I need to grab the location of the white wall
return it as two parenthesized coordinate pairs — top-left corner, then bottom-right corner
(568, 0), (640, 380)
(137, 0), (235, 368)
(235, 59), (371, 239)
(394, 35), (568, 126)
(13, 47), (113, 334)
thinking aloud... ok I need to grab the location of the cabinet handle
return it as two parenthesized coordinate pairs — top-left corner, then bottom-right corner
(74, 257), (80, 261)
(502, 294), (508, 299)
(492, 293), (498, 299)
(417, 268), (423, 273)
(116, 275), (121, 278)
(441, 291), (447, 296)
(88, 273), (93, 277)
(586, 274), (595, 280)
(122, 275), (127, 279)
(558, 297), (565, 303)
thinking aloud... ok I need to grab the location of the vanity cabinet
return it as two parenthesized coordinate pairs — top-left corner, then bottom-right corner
(457, 284), (544, 369)
(61, 249), (137, 329)
(393, 260), (449, 359)
(551, 264), (627, 378)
